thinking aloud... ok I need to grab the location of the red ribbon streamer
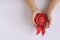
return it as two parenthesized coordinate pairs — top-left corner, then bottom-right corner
(34, 13), (49, 36)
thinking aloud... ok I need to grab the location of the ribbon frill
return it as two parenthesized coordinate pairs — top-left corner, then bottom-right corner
(34, 13), (49, 36)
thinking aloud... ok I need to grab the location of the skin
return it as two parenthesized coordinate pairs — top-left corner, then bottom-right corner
(44, 0), (59, 28)
(26, 0), (39, 12)
(45, 0), (59, 15)
(26, 0), (59, 28)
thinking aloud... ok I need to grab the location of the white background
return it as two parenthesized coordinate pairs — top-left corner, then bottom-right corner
(0, 0), (60, 40)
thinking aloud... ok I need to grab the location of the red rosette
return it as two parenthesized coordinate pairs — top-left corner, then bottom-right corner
(34, 13), (49, 36)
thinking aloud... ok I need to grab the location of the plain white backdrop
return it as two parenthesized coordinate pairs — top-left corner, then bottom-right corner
(0, 0), (60, 40)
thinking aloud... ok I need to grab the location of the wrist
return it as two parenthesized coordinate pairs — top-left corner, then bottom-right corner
(32, 8), (38, 12)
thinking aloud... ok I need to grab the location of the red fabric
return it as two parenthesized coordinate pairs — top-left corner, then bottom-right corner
(34, 13), (49, 36)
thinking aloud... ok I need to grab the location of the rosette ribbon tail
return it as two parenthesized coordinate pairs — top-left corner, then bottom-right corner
(41, 26), (45, 36)
(36, 27), (41, 35)
(36, 26), (45, 36)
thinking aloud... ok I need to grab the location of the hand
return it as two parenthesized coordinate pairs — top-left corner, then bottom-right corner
(32, 9), (41, 26)
(44, 13), (51, 29)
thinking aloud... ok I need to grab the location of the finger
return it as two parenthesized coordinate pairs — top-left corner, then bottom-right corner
(44, 22), (50, 29)
(44, 23), (48, 29)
